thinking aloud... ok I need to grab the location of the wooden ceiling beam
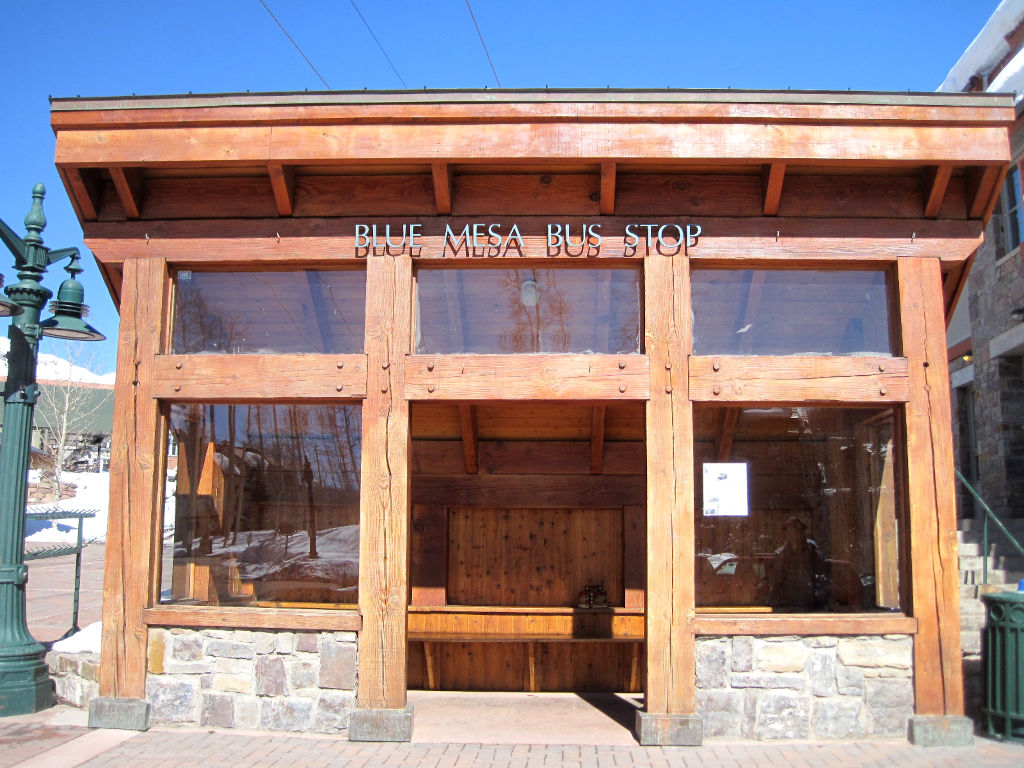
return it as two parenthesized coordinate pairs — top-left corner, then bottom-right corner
(109, 167), (144, 219)
(590, 405), (606, 474)
(922, 164), (953, 218)
(600, 161), (616, 215)
(761, 162), (785, 216)
(966, 164), (1004, 219)
(459, 404), (478, 474)
(267, 162), (295, 216)
(432, 162), (454, 215)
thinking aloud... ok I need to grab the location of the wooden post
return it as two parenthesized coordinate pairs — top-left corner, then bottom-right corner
(98, 258), (168, 702)
(897, 257), (964, 717)
(638, 253), (700, 745)
(352, 252), (413, 740)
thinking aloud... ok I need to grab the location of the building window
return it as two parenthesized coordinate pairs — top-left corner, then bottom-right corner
(415, 268), (642, 354)
(160, 403), (362, 607)
(171, 270), (366, 354)
(691, 269), (893, 357)
(995, 165), (1023, 260)
(694, 405), (901, 613)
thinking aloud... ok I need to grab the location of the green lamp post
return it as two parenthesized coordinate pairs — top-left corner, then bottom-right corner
(0, 184), (104, 716)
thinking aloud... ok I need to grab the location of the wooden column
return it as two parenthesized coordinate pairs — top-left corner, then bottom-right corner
(897, 256), (964, 716)
(639, 253), (699, 744)
(355, 252), (412, 732)
(99, 257), (168, 699)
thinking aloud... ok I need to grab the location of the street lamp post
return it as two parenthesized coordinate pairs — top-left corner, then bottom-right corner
(0, 184), (104, 716)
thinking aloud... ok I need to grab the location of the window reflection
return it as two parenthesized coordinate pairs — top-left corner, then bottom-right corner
(691, 269), (892, 356)
(416, 268), (642, 354)
(694, 406), (900, 613)
(161, 404), (362, 607)
(172, 270), (366, 354)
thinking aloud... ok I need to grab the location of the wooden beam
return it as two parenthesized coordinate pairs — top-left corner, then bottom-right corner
(689, 355), (910, 403)
(405, 354), (650, 400)
(761, 162), (785, 216)
(459, 404), (478, 474)
(590, 405), (606, 474)
(431, 162), (454, 215)
(152, 354), (367, 400)
(53, 122), (1013, 166)
(922, 164), (953, 218)
(897, 257), (964, 716)
(82, 215), (986, 267)
(100, 257), (168, 699)
(267, 163), (295, 216)
(142, 605), (362, 631)
(357, 252), (412, 711)
(412, 439), (645, 476)
(110, 167), (144, 219)
(643, 253), (696, 716)
(694, 613), (917, 636)
(715, 408), (739, 461)
(412, 474), (644, 508)
(966, 164), (1003, 219)
(600, 161), (616, 215)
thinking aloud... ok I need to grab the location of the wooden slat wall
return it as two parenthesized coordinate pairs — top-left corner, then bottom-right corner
(644, 254), (696, 716)
(100, 257), (168, 698)
(897, 257), (964, 716)
(357, 252), (412, 711)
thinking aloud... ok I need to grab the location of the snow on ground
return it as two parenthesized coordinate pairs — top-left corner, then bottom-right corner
(51, 621), (102, 654)
(25, 471), (110, 542)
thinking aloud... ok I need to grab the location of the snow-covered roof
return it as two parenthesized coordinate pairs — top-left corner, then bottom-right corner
(939, 0), (1024, 100)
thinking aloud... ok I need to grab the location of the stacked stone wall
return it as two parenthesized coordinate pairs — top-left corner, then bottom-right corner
(144, 628), (357, 733)
(696, 634), (914, 739)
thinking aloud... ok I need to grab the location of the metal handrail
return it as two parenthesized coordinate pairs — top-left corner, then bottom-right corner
(955, 469), (1024, 585)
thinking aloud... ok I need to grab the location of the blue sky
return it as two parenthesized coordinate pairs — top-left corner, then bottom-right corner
(0, 1), (1002, 373)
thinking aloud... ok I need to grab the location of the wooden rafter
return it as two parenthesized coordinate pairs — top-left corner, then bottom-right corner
(267, 163), (295, 216)
(600, 161), (616, 215)
(761, 162), (785, 216)
(60, 166), (100, 221)
(432, 162), (454, 215)
(110, 167), (143, 219)
(922, 164), (953, 218)
(967, 164), (1003, 219)
(590, 405), (606, 474)
(459, 404), (478, 474)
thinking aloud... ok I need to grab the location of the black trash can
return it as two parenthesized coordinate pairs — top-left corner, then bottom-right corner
(981, 590), (1024, 741)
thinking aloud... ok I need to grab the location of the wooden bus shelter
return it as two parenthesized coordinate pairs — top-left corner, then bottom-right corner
(50, 89), (1013, 744)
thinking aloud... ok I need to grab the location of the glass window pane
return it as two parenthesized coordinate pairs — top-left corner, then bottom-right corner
(415, 268), (641, 354)
(160, 404), (362, 607)
(694, 405), (900, 613)
(691, 269), (892, 356)
(172, 270), (366, 354)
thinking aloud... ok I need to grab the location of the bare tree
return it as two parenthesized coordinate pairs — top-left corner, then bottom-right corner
(34, 342), (110, 506)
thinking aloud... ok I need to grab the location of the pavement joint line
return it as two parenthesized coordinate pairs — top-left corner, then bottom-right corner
(9, 727), (138, 768)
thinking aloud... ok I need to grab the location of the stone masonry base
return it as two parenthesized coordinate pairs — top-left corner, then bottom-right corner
(695, 634), (915, 739)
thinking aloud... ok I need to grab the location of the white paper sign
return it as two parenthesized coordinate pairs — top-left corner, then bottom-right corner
(702, 463), (749, 517)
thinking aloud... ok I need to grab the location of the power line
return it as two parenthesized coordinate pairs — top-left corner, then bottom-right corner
(258, 0), (332, 90)
(348, 0), (407, 88)
(465, 0), (501, 88)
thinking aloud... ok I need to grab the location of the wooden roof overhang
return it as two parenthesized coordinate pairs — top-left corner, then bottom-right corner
(50, 89), (1015, 317)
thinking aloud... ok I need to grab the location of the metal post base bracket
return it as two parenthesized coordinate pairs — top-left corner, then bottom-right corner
(635, 711), (704, 746)
(88, 697), (151, 731)
(0, 655), (53, 717)
(348, 704), (414, 741)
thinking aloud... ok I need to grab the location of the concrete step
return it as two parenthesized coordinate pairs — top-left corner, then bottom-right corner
(959, 553), (1024, 571)
(959, 517), (1024, 535)
(956, 539), (1024, 557)
(960, 582), (1020, 600)
(961, 567), (1024, 585)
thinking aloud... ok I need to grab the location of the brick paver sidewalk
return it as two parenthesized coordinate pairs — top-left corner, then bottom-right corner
(4, 720), (1024, 768)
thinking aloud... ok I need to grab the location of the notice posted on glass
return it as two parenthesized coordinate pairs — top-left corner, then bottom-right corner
(702, 462), (749, 517)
